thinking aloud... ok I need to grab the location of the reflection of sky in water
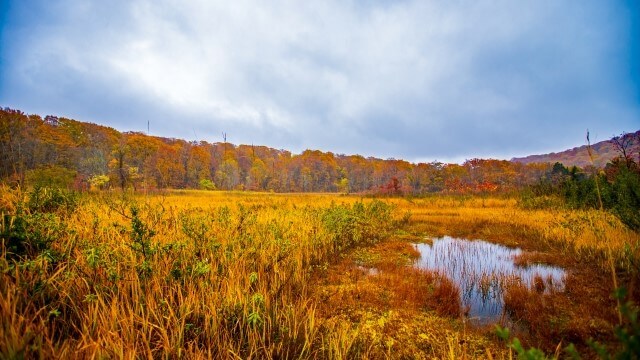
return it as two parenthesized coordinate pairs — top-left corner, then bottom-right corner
(413, 236), (566, 324)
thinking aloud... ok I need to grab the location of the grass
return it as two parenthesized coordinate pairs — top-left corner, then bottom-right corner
(1, 189), (638, 358)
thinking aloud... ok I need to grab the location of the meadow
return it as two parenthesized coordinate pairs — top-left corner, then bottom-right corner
(1, 188), (638, 359)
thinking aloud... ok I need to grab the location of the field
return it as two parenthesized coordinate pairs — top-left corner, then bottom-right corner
(1, 188), (639, 359)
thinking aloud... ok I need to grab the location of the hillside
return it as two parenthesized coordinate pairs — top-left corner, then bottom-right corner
(511, 131), (640, 168)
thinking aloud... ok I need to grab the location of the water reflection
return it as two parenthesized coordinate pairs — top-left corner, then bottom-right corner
(413, 236), (565, 323)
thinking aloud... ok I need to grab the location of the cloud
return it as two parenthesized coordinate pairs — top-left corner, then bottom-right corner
(1, 0), (638, 162)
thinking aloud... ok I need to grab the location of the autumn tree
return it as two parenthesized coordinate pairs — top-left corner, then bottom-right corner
(110, 137), (130, 191)
(0, 109), (31, 183)
(154, 142), (184, 188)
(247, 158), (268, 190)
(215, 159), (240, 190)
(611, 132), (639, 170)
(188, 143), (212, 187)
(122, 133), (158, 189)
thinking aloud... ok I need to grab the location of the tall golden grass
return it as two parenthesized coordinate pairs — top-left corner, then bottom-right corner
(1, 188), (637, 358)
(2, 189), (481, 358)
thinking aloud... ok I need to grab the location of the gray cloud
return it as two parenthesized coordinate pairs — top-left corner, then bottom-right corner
(1, 0), (638, 163)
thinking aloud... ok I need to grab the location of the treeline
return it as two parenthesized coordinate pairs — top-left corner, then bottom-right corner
(525, 155), (640, 230)
(0, 107), (634, 196)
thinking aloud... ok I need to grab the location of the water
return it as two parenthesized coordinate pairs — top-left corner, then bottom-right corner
(413, 236), (566, 323)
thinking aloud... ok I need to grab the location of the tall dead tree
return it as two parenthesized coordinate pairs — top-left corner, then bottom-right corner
(610, 132), (635, 169)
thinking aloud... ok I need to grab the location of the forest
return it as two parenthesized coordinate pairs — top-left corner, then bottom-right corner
(1, 107), (559, 194)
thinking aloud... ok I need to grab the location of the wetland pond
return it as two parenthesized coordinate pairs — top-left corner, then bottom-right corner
(413, 236), (566, 324)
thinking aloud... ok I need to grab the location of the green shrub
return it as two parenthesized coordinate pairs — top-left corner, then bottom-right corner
(199, 179), (216, 190)
(1, 210), (66, 260)
(88, 174), (110, 190)
(1, 187), (75, 260)
(25, 165), (77, 189)
(27, 186), (79, 213)
(322, 200), (395, 252)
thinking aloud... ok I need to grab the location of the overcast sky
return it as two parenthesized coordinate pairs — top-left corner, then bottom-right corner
(1, 1), (639, 163)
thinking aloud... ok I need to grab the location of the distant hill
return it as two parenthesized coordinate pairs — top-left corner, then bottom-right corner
(511, 131), (640, 168)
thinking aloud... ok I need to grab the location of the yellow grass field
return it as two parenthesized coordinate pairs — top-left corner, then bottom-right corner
(1, 189), (638, 358)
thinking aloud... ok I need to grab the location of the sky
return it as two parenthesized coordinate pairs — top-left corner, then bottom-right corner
(1, 0), (639, 163)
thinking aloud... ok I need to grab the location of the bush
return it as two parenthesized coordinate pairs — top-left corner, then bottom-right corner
(322, 200), (395, 252)
(27, 186), (79, 213)
(609, 167), (640, 231)
(88, 174), (110, 190)
(199, 179), (216, 190)
(1, 211), (66, 259)
(1, 187), (76, 260)
(25, 165), (77, 189)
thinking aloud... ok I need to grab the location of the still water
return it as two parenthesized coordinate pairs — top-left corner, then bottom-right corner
(413, 236), (566, 323)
